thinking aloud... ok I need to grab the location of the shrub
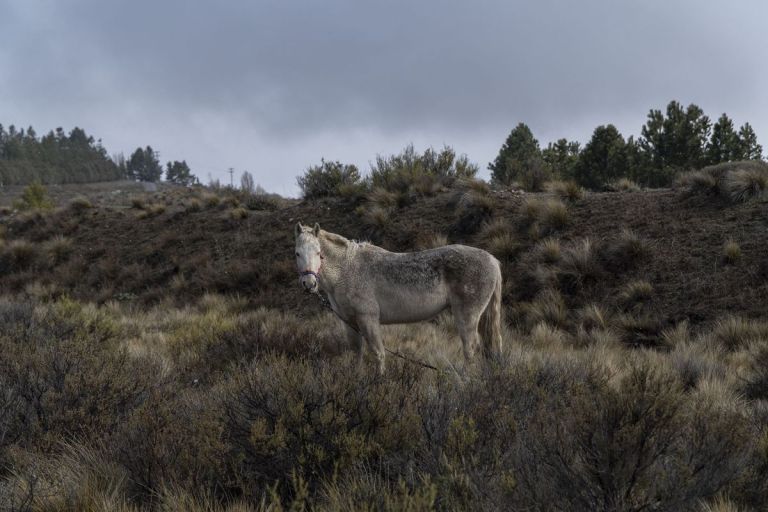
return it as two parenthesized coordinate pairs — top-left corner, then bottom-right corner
(229, 206), (248, 220)
(130, 196), (146, 209)
(297, 159), (362, 199)
(0, 239), (39, 272)
(222, 355), (425, 500)
(452, 189), (495, 235)
(137, 203), (166, 219)
(723, 239), (742, 265)
(514, 363), (752, 511)
(68, 196), (93, 212)
(0, 298), (151, 452)
(202, 193), (221, 208)
(13, 181), (54, 211)
(370, 145), (477, 194)
(185, 198), (203, 212)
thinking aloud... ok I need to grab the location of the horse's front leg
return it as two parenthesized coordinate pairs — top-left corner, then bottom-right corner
(356, 315), (386, 375)
(344, 324), (365, 368)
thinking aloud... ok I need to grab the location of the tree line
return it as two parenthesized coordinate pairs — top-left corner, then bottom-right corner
(490, 100), (764, 190)
(0, 123), (198, 186)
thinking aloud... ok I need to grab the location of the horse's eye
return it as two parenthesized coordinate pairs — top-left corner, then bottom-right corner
(295, 252), (300, 257)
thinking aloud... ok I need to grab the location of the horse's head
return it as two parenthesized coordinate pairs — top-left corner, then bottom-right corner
(294, 222), (323, 293)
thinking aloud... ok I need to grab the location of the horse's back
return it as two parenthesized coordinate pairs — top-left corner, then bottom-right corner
(360, 244), (499, 323)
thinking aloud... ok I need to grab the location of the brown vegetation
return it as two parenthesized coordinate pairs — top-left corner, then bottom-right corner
(0, 178), (767, 509)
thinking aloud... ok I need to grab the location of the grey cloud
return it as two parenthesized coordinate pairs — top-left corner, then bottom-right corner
(0, 0), (766, 194)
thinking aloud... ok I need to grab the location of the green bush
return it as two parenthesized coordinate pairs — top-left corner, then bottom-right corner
(297, 159), (363, 199)
(370, 145), (477, 194)
(13, 181), (54, 210)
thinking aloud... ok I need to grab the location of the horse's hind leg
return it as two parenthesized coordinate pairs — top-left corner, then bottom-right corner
(356, 315), (386, 375)
(345, 324), (365, 368)
(451, 303), (483, 362)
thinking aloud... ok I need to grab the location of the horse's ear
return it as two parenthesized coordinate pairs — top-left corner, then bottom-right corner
(295, 222), (302, 238)
(313, 223), (320, 236)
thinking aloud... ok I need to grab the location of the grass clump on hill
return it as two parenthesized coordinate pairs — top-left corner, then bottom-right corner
(545, 179), (584, 201)
(677, 160), (768, 203)
(722, 239), (742, 265)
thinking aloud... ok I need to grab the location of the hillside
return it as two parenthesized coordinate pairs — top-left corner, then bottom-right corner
(1, 182), (766, 329)
(2, 180), (768, 510)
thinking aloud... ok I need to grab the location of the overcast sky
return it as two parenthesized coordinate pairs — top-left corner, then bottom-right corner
(1, 1), (766, 196)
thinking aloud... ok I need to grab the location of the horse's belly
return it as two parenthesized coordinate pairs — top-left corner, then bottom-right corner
(377, 288), (448, 324)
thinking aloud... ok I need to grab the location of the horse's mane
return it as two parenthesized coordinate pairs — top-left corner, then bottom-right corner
(319, 230), (351, 248)
(320, 230), (383, 253)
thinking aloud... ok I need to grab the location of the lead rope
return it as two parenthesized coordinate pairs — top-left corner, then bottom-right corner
(314, 292), (439, 372)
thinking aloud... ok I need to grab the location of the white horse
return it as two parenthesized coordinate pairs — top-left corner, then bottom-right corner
(295, 223), (503, 373)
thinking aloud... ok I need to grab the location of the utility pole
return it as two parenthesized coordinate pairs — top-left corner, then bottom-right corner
(228, 167), (234, 188)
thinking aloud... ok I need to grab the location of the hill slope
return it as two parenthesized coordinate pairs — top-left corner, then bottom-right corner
(1, 184), (766, 332)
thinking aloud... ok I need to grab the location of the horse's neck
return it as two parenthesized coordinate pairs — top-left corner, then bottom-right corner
(317, 232), (351, 295)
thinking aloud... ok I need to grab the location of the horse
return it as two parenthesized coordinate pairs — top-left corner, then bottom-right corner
(294, 222), (503, 373)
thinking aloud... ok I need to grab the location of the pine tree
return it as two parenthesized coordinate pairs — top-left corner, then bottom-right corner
(165, 160), (195, 185)
(706, 114), (740, 164)
(572, 125), (628, 190)
(737, 122), (763, 161)
(489, 123), (542, 186)
(542, 139), (580, 180)
(126, 148), (146, 181)
(639, 101), (710, 170)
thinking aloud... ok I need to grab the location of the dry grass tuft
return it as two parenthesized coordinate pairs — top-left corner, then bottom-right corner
(44, 236), (74, 266)
(202, 193), (221, 208)
(520, 197), (569, 236)
(69, 196), (94, 212)
(185, 198), (203, 212)
(415, 232), (449, 250)
(556, 238), (603, 293)
(137, 204), (166, 219)
(712, 315), (768, 351)
(531, 238), (562, 265)
(485, 233), (518, 260)
(600, 228), (650, 271)
(722, 239), (742, 265)
(545, 180), (584, 201)
(577, 304), (610, 332)
(618, 279), (654, 308)
(358, 204), (392, 230)
(229, 206), (249, 220)
(678, 161), (768, 203)
(608, 178), (641, 192)
(528, 321), (569, 348)
(723, 168), (768, 203)
(523, 289), (569, 329)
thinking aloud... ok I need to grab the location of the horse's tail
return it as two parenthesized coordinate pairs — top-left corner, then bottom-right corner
(480, 258), (503, 358)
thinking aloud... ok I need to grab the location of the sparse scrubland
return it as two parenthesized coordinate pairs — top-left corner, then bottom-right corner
(0, 158), (767, 511)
